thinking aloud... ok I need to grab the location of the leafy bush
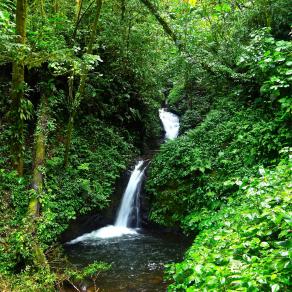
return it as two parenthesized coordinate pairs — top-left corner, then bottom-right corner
(0, 259), (110, 292)
(166, 149), (292, 291)
(0, 268), (57, 292)
(0, 169), (32, 274)
(179, 109), (202, 134)
(168, 83), (185, 106)
(237, 28), (292, 108)
(37, 117), (136, 245)
(0, 114), (136, 275)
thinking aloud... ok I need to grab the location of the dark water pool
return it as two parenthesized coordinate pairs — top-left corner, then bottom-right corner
(64, 229), (188, 291)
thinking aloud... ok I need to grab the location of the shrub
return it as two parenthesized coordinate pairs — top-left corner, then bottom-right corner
(166, 149), (292, 291)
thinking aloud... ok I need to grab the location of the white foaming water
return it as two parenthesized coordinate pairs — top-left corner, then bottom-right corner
(69, 226), (138, 243)
(159, 108), (179, 140)
(69, 161), (145, 243)
(115, 160), (145, 227)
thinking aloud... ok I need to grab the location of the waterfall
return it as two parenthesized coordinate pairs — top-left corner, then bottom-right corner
(115, 160), (145, 227)
(68, 161), (146, 242)
(159, 108), (180, 140)
(68, 108), (179, 244)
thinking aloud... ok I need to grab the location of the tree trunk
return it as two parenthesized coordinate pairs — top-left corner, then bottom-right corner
(53, 0), (59, 13)
(121, 0), (126, 20)
(11, 0), (27, 176)
(28, 94), (49, 267)
(64, 0), (103, 167)
(30, 95), (48, 216)
(64, 114), (74, 168)
(40, 0), (46, 17)
(76, 0), (83, 20)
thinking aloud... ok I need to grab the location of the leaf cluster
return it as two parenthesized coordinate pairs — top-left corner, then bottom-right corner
(166, 150), (292, 291)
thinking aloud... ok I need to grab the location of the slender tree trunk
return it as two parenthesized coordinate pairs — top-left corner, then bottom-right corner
(40, 0), (46, 17)
(64, 0), (102, 167)
(11, 0), (27, 176)
(121, 0), (126, 20)
(28, 95), (49, 267)
(64, 114), (74, 168)
(53, 0), (59, 13)
(87, 0), (102, 54)
(76, 0), (83, 20)
(29, 95), (48, 216)
(72, 0), (95, 40)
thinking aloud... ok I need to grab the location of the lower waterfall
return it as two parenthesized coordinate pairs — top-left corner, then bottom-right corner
(65, 109), (186, 291)
(115, 160), (145, 227)
(69, 160), (146, 242)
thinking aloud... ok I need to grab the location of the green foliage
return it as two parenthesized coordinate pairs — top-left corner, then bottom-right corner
(1, 0), (169, 287)
(179, 109), (202, 134)
(0, 115), (134, 277)
(36, 117), (136, 245)
(168, 82), (185, 105)
(0, 169), (28, 274)
(65, 261), (110, 282)
(147, 96), (289, 227)
(166, 150), (292, 291)
(0, 0), (16, 63)
(0, 259), (110, 292)
(163, 0), (291, 127)
(237, 28), (292, 107)
(0, 267), (56, 292)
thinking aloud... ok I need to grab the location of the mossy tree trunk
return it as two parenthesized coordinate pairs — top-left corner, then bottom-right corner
(30, 95), (48, 217)
(64, 0), (103, 167)
(28, 94), (49, 267)
(76, 0), (83, 20)
(11, 0), (27, 176)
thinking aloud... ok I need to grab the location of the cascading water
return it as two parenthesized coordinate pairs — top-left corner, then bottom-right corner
(69, 160), (146, 242)
(115, 160), (145, 227)
(65, 109), (185, 291)
(69, 109), (179, 244)
(159, 108), (180, 140)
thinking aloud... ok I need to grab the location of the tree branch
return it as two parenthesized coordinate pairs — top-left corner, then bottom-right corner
(139, 0), (179, 47)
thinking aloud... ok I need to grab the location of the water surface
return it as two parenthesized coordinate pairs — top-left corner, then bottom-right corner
(65, 229), (188, 291)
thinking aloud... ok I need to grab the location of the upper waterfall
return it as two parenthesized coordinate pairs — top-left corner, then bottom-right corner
(159, 108), (180, 140)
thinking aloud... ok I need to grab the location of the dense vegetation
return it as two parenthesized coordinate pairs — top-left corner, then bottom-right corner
(166, 152), (291, 291)
(0, 0), (291, 291)
(145, 0), (291, 291)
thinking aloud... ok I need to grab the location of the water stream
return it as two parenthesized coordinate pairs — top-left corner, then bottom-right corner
(159, 108), (180, 140)
(69, 161), (146, 242)
(65, 108), (184, 291)
(65, 231), (187, 291)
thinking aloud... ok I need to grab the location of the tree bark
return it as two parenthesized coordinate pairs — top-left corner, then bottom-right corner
(11, 0), (27, 176)
(40, 0), (46, 17)
(64, 115), (74, 168)
(72, 0), (95, 41)
(121, 0), (126, 20)
(76, 0), (83, 19)
(29, 95), (48, 217)
(28, 94), (49, 267)
(87, 0), (102, 54)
